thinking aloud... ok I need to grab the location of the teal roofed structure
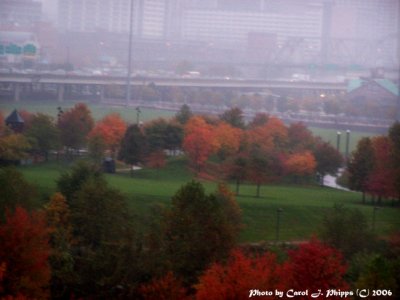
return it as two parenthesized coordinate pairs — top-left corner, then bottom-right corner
(347, 78), (399, 96)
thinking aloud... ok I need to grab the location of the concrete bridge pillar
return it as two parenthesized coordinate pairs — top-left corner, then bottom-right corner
(57, 84), (65, 102)
(99, 85), (105, 102)
(14, 83), (21, 102)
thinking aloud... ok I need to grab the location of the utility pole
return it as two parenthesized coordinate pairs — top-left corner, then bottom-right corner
(397, 0), (400, 121)
(126, 0), (134, 107)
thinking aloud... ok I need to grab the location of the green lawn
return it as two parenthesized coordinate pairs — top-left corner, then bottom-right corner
(0, 100), (175, 123)
(19, 158), (400, 243)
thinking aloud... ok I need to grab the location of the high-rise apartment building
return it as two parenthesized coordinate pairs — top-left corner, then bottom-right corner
(0, 0), (42, 28)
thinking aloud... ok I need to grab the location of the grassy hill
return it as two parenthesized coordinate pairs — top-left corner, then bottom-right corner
(19, 157), (400, 243)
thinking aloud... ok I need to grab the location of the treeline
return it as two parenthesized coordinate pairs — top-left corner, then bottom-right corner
(1, 164), (399, 299)
(344, 122), (400, 205)
(1, 104), (343, 195)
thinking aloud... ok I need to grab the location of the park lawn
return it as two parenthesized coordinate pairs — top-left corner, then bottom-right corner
(0, 100), (174, 123)
(18, 158), (400, 243)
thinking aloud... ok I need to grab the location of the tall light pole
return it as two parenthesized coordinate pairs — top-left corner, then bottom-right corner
(336, 131), (341, 153)
(126, 0), (134, 107)
(345, 129), (351, 159)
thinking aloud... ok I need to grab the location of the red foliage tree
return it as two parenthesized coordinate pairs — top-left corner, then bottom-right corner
(0, 207), (51, 299)
(89, 113), (126, 154)
(57, 103), (94, 150)
(139, 272), (188, 300)
(366, 136), (396, 202)
(196, 250), (281, 300)
(282, 238), (349, 297)
(287, 122), (315, 151)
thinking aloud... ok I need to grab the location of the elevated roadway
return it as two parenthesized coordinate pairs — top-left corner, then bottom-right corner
(0, 72), (347, 90)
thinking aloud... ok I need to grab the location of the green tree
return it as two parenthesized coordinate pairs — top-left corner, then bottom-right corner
(319, 204), (374, 259)
(313, 139), (343, 185)
(45, 192), (74, 299)
(0, 167), (36, 219)
(175, 104), (192, 125)
(26, 113), (60, 161)
(118, 124), (147, 171)
(163, 181), (242, 285)
(219, 107), (245, 129)
(87, 134), (106, 165)
(57, 160), (103, 202)
(69, 178), (139, 298)
(348, 137), (374, 203)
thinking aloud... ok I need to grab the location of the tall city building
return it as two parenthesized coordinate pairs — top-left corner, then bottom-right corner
(0, 0), (42, 28)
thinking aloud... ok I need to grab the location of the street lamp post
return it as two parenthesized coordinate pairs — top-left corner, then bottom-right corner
(345, 129), (351, 159)
(125, 0), (134, 107)
(336, 131), (341, 153)
(136, 107), (141, 125)
(275, 208), (283, 242)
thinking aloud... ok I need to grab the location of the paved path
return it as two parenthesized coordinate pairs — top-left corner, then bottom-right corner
(323, 169), (350, 191)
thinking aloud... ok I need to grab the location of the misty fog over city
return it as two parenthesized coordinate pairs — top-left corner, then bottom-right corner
(1, 1), (400, 299)
(1, 1), (399, 123)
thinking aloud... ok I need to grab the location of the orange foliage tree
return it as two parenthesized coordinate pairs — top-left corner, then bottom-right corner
(0, 207), (51, 299)
(214, 122), (242, 159)
(196, 250), (281, 300)
(89, 113), (126, 155)
(183, 116), (219, 172)
(284, 151), (316, 179)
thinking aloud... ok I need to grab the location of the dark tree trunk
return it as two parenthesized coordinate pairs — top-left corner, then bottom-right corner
(256, 184), (261, 198)
(235, 178), (240, 195)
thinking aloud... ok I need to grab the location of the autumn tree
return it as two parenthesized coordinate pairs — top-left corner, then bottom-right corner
(183, 116), (219, 173)
(89, 113), (126, 155)
(196, 250), (281, 300)
(0, 207), (51, 299)
(87, 134), (106, 165)
(223, 153), (248, 195)
(282, 238), (349, 294)
(312, 138), (343, 185)
(284, 151), (316, 182)
(118, 124), (147, 171)
(248, 112), (269, 128)
(348, 137), (374, 203)
(163, 181), (242, 285)
(0, 133), (31, 165)
(26, 113), (60, 161)
(388, 122), (400, 200)
(139, 272), (188, 300)
(214, 122), (242, 159)
(219, 107), (245, 129)
(287, 122), (315, 151)
(366, 136), (396, 203)
(57, 103), (94, 151)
